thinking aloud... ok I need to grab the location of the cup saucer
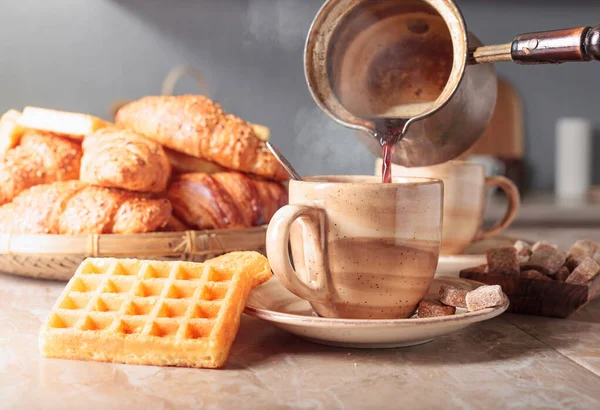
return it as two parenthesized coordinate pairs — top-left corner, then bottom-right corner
(436, 255), (487, 277)
(244, 276), (509, 349)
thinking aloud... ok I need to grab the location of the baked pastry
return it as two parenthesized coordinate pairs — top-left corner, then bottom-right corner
(0, 109), (24, 159)
(111, 98), (271, 140)
(167, 172), (287, 230)
(81, 127), (171, 193)
(253, 177), (290, 225)
(250, 123), (270, 141)
(165, 147), (225, 174)
(40, 252), (270, 368)
(0, 131), (82, 205)
(17, 106), (110, 140)
(205, 250), (272, 289)
(0, 181), (171, 234)
(161, 215), (189, 232)
(115, 95), (287, 181)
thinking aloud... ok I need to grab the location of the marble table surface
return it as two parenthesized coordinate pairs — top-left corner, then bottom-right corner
(1, 230), (600, 409)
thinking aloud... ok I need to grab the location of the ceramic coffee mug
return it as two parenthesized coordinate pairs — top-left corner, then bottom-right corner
(375, 160), (520, 255)
(266, 176), (443, 320)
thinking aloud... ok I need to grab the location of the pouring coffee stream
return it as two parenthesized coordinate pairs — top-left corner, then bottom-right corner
(372, 118), (407, 183)
(304, 0), (600, 175)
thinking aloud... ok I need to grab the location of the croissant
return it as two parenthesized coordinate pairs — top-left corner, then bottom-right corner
(115, 95), (288, 181)
(0, 181), (172, 235)
(81, 127), (171, 193)
(164, 147), (226, 174)
(0, 109), (24, 159)
(167, 172), (287, 230)
(161, 215), (189, 232)
(0, 131), (81, 205)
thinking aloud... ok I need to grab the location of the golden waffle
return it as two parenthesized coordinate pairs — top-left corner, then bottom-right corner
(205, 251), (272, 288)
(40, 251), (270, 368)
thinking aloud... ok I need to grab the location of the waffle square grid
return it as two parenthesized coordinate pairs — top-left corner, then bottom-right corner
(40, 257), (254, 368)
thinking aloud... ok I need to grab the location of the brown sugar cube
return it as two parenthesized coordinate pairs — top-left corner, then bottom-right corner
(594, 250), (600, 264)
(514, 240), (532, 263)
(417, 298), (456, 318)
(565, 255), (586, 272)
(521, 246), (567, 276)
(438, 285), (468, 309)
(568, 239), (599, 259)
(566, 257), (600, 285)
(520, 270), (551, 281)
(486, 247), (520, 275)
(514, 240), (532, 254)
(554, 266), (570, 282)
(466, 285), (504, 311)
(532, 241), (558, 252)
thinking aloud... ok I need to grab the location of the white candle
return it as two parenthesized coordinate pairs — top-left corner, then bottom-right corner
(555, 117), (592, 198)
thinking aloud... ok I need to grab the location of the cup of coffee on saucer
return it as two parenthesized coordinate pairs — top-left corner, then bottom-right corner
(266, 175), (443, 320)
(375, 160), (520, 255)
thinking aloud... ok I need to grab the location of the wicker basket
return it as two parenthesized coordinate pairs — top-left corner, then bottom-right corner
(0, 226), (267, 281)
(1, 66), (273, 281)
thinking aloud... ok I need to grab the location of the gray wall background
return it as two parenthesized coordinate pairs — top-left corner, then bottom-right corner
(1, 0), (599, 190)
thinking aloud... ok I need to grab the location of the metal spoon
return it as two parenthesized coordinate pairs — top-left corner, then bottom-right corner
(266, 141), (303, 181)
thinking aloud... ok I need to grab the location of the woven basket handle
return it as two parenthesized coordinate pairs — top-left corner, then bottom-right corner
(161, 65), (210, 97)
(110, 65), (211, 119)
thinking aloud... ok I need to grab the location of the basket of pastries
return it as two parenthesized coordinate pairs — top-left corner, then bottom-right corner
(0, 94), (288, 280)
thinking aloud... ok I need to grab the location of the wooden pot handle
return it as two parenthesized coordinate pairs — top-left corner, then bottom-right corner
(470, 25), (600, 65)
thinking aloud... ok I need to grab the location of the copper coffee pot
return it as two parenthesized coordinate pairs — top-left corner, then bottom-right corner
(304, 0), (600, 167)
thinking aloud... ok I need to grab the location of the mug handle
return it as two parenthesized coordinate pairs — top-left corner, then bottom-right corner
(476, 176), (521, 240)
(266, 204), (331, 303)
